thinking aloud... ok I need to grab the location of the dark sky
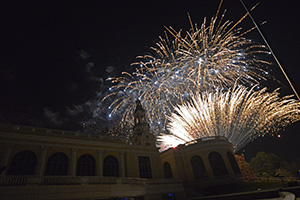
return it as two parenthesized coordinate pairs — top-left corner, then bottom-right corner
(0, 0), (300, 160)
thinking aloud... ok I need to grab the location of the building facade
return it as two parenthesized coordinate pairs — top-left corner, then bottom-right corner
(0, 123), (185, 200)
(160, 136), (244, 188)
(0, 102), (243, 199)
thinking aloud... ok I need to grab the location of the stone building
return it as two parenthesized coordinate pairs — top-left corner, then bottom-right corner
(160, 136), (244, 188)
(0, 102), (243, 199)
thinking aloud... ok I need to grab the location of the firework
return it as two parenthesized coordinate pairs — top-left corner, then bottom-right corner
(159, 85), (300, 152)
(103, 4), (272, 134)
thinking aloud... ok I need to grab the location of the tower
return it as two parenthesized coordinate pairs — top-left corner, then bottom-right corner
(132, 100), (155, 147)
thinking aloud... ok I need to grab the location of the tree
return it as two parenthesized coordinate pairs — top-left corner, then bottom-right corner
(235, 155), (252, 178)
(279, 160), (300, 178)
(249, 152), (280, 178)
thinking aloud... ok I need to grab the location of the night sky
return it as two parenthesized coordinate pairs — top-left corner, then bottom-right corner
(0, 0), (299, 160)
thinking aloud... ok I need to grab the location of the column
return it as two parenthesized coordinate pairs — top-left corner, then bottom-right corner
(35, 146), (48, 176)
(69, 148), (78, 176)
(222, 151), (235, 177)
(0, 144), (14, 172)
(203, 152), (214, 181)
(119, 152), (125, 177)
(97, 150), (103, 177)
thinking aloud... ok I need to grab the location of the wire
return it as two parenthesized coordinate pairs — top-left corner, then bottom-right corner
(240, 0), (300, 100)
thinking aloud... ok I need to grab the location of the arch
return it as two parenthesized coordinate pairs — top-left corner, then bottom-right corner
(227, 152), (241, 174)
(77, 154), (96, 176)
(208, 152), (228, 176)
(138, 156), (152, 179)
(45, 152), (68, 176)
(190, 155), (208, 180)
(163, 162), (173, 178)
(103, 155), (119, 177)
(7, 151), (37, 175)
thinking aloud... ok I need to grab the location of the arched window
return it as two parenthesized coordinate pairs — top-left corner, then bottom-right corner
(190, 155), (208, 180)
(227, 152), (241, 174)
(103, 156), (119, 177)
(163, 162), (173, 178)
(7, 151), (37, 175)
(77, 154), (95, 176)
(45, 152), (68, 176)
(138, 156), (152, 179)
(208, 152), (228, 176)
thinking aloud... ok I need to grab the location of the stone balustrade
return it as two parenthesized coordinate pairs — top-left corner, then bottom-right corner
(0, 176), (182, 186)
(0, 123), (126, 142)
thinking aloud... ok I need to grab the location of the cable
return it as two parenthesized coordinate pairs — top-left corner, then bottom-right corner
(240, 0), (300, 100)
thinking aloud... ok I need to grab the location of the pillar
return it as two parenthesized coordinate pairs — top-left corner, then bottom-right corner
(0, 144), (14, 173)
(222, 151), (235, 177)
(203, 152), (215, 181)
(97, 150), (103, 177)
(69, 148), (78, 176)
(120, 151), (125, 177)
(35, 146), (48, 176)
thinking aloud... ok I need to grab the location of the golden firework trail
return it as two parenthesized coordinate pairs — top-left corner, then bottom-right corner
(159, 85), (300, 152)
(103, 2), (272, 134)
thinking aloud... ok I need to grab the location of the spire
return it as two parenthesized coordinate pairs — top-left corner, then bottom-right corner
(132, 99), (155, 147)
(135, 99), (144, 113)
(134, 99), (147, 125)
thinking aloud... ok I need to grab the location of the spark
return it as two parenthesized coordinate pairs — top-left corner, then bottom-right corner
(159, 85), (300, 152)
(103, 3), (272, 135)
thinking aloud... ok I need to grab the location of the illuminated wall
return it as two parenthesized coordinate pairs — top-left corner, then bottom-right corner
(160, 136), (244, 187)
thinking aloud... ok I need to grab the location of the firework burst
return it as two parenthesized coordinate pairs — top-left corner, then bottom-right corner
(103, 4), (272, 134)
(159, 85), (300, 152)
